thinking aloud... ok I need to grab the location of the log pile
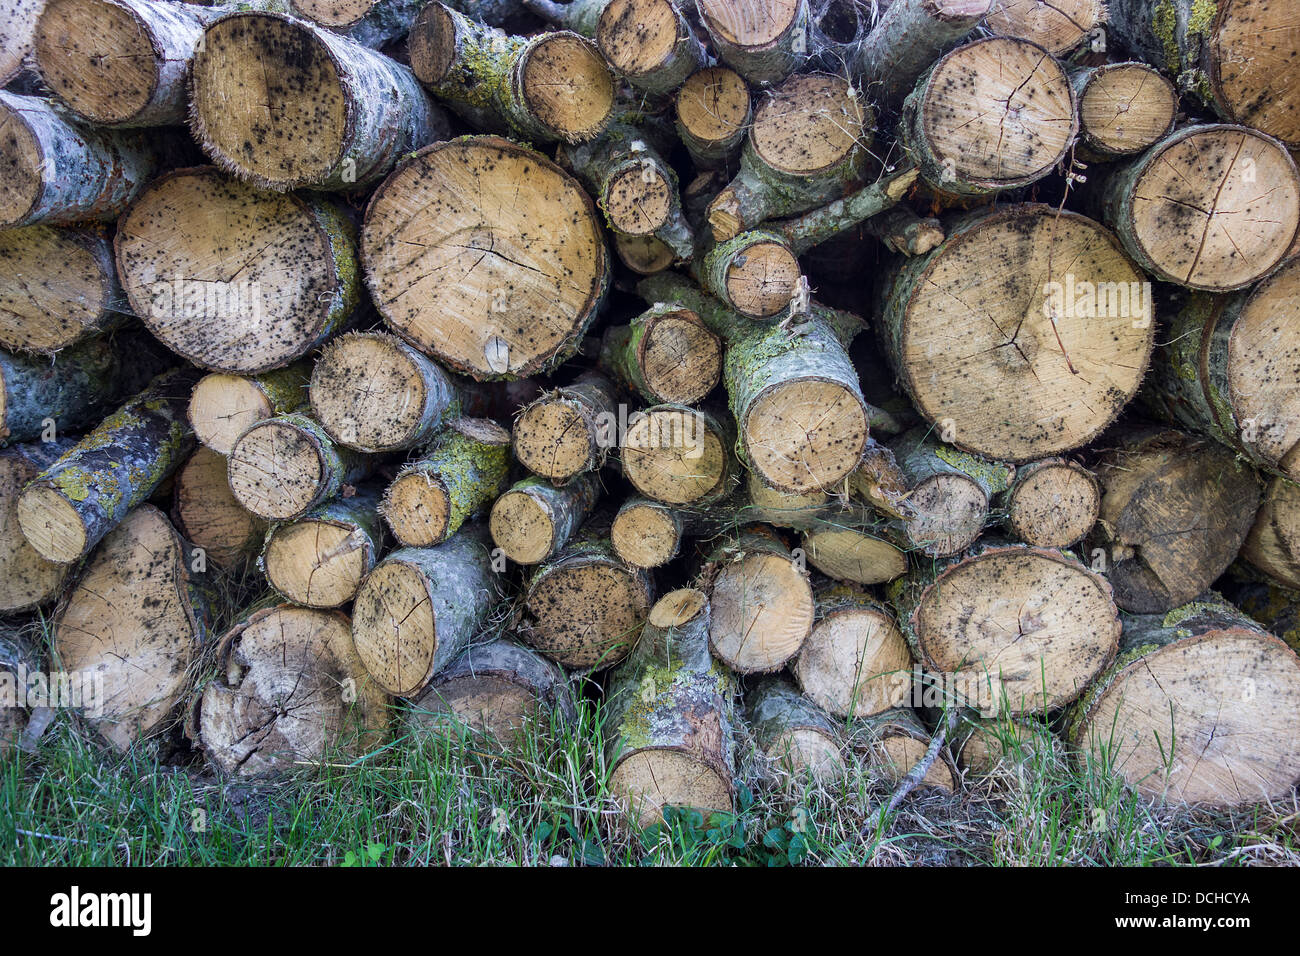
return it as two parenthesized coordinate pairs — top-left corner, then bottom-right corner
(2, 0), (1299, 821)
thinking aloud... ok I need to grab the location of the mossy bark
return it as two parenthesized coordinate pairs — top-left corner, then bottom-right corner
(769, 165), (921, 254)
(0, 437), (77, 613)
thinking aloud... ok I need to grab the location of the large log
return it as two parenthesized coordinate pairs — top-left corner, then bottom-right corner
(1087, 428), (1261, 613)
(262, 483), (384, 608)
(54, 504), (211, 750)
(190, 11), (448, 191)
(188, 362), (311, 455)
(511, 370), (617, 484)
(888, 541), (1121, 714)
(172, 445), (266, 569)
(17, 367), (196, 564)
(1069, 594), (1300, 808)
(362, 137), (610, 381)
(747, 676), (845, 782)
(599, 305), (722, 406)
(193, 602), (390, 776)
(605, 588), (736, 825)
(1102, 124), (1300, 291)
(879, 204), (1155, 462)
(0, 335), (135, 445)
(986, 0), (1103, 56)
(489, 473), (600, 565)
(116, 166), (362, 374)
(0, 438), (77, 613)
(351, 526), (498, 697)
(409, 3), (613, 144)
(0, 90), (163, 228)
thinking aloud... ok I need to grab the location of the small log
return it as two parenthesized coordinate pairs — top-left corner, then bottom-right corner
(116, 166), (362, 374)
(1142, 257), (1300, 480)
(849, 436), (915, 520)
(862, 206), (945, 256)
(986, 0), (1103, 56)
(351, 525), (498, 697)
(1240, 477), (1300, 591)
(0, 225), (122, 354)
(704, 527), (814, 673)
(262, 483), (384, 608)
(512, 370), (618, 484)
(609, 496), (689, 569)
(614, 234), (675, 275)
(362, 137), (611, 380)
(898, 37), (1076, 196)
(695, 0), (808, 85)
(694, 230), (803, 321)
(801, 515), (909, 585)
(620, 403), (738, 507)
(0, 618), (42, 757)
(1069, 594), (1300, 808)
(382, 417), (511, 548)
(409, 635), (575, 740)
(596, 0), (707, 95)
(287, 0), (425, 49)
(1101, 124), (1300, 291)
(888, 541), (1121, 714)
(17, 367), (196, 564)
(605, 588), (736, 825)
(793, 582), (912, 719)
(54, 504), (211, 750)
(1000, 457), (1100, 549)
(706, 72), (870, 241)
(744, 470), (827, 528)
(188, 362), (311, 455)
(674, 66), (751, 169)
(747, 676), (845, 782)
(1229, 579), (1300, 654)
(1088, 428), (1261, 613)
(226, 412), (376, 522)
(599, 304), (722, 406)
(489, 473), (600, 565)
(850, 706), (957, 792)
(520, 525), (653, 669)
(172, 445), (266, 568)
(852, 0), (991, 115)
(1071, 62), (1178, 160)
(766, 164), (921, 257)
(191, 11), (448, 191)
(0, 438), (76, 613)
(0, 90), (163, 227)
(193, 602), (390, 776)
(879, 204), (1155, 462)
(34, 0), (218, 127)
(409, 3), (613, 144)
(1, 0), (44, 87)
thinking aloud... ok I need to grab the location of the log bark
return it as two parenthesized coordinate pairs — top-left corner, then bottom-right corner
(613, 234), (675, 274)
(34, 0), (219, 127)
(849, 706), (957, 791)
(1141, 257), (1300, 479)
(0, 225), (123, 354)
(489, 473), (600, 565)
(695, 0), (809, 85)
(599, 304), (722, 406)
(800, 512), (909, 585)
(861, 205), (945, 256)
(849, 436), (915, 520)
(1101, 124), (1300, 291)
(381, 417), (511, 548)
(511, 370), (618, 484)
(288, 0), (425, 49)
(1000, 457), (1100, 549)
(1069, 594), (1300, 808)
(117, 166), (362, 374)
(1229, 578), (1300, 654)
(620, 403), (738, 507)
(605, 587), (736, 825)
(172, 445), (267, 569)
(767, 165), (921, 256)
(0, 90), (163, 227)
(596, 0), (707, 95)
(793, 582), (912, 719)
(54, 504), (211, 750)
(1071, 62), (1178, 160)
(226, 411), (376, 522)
(706, 72), (870, 241)
(1, 0), (44, 88)
(744, 469), (828, 528)
(888, 541), (1121, 714)
(17, 367), (197, 564)
(637, 273), (870, 494)
(986, 0), (1103, 56)
(1087, 428), (1261, 613)
(362, 136), (611, 381)
(262, 482), (384, 608)
(747, 676), (845, 781)
(1108, 0), (1300, 148)
(879, 204), (1155, 462)
(0, 438), (76, 613)
(1238, 476), (1300, 591)
(409, 2), (614, 144)
(188, 362), (311, 455)
(898, 37), (1076, 196)
(519, 524), (653, 669)
(704, 527), (814, 673)
(191, 11), (448, 191)
(193, 602), (390, 775)
(409, 635), (575, 740)
(674, 66), (751, 169)
(0, 618), (44, 757)
(351, 525), (498, 697)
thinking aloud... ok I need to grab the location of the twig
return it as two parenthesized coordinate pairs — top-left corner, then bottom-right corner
(884, 704), (959, 816)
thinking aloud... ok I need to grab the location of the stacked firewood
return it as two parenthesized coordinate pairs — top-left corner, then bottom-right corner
(2, 0), (1300, 821)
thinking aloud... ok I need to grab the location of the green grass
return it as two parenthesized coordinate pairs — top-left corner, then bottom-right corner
(3, 695), (1297, 866)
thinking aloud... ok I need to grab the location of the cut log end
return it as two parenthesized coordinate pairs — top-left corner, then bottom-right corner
(676, 66), (750, 151)
(291, 0), (377, 28)
(189, 374), (275, 455)
(597, 0), (684, 78)
(697, 0), (801, 51)
(514, 401), (597, 483)
(524, 550), (651, 669)
(610, 749), (733, 826)
(611, 500), (681, 568)
(765, 727), (845, 781)
(16, 486), (87, 565)
(795, 599), (910, 718)
(905, 473), (986, 556)
(0, 226), (116, 354)
(0, 96), (42, 226)
(1004, 459), (1099, 548)
(352, 560), (442, 697)
(0, 447), (70, 612)
(986, 0), (1102, 55)
(227, 420), (327, 521)
(802, 526), (908, 585)
(174, 446), (265, 567)
(751, 73), (865, 178)
(489, 487), (559, 565)
(710, 549), (813, 673)
(519, 32), (615, 144)
(604, 163), (674, 237)
(614, 234), (675, 274)
(638, 310), (722, 405)
(264, 520), (370, 608)
(623, 407), (729, 506)
(723, 238), (801, 319)
(1076, 62), (1177, 157)
(1212, 0), (1300, 147)
(745, 380), (867, 494)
